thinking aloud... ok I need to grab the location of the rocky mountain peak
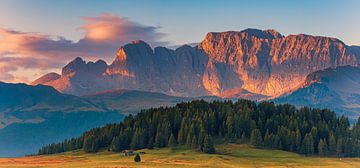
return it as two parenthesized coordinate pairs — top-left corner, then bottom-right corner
(62, 57), (107, 76)
(31, 72), (61, 86)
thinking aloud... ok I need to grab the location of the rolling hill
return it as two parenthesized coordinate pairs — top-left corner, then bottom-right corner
(0, 82), (123, 157)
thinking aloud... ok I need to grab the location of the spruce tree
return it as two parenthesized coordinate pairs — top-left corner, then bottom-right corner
(263, 130), (271, 148)
(198, 125), (206, 150)
(202, 135), (215, 154)
(191, 136), (198, 149)
(168, 133), (177, 148)
(147, 137), (154, 149)
(304, 133), (314, 155)
(336, 138), (343, 156)
(295, 129), (302, 152)
(130, 131), (140, 150)
(328, 133), (337, 155)
(250, 129), (263, 147)
(318, 139), (326, 156)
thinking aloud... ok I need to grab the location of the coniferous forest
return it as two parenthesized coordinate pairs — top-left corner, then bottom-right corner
(38, 100), (360, 157)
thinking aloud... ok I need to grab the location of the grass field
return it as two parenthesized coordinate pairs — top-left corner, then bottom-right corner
(1, 144), (359, 168)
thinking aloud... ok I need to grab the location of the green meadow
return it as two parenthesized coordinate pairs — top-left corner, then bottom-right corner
(1, 144), (359, 168)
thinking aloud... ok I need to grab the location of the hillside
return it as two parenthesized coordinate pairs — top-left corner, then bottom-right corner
(38, 100), (360, 157)
(274, 65), (360, 119)
(1, 144), (359, 168)
(0, 82), (123, 157)
(0, 82), (106, 128)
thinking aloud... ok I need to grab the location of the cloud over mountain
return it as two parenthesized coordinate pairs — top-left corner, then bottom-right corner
(0, 14), (166, 82)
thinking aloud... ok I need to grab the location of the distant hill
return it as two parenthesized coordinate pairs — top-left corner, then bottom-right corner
(274, 65), (360, 119)
(0, 82), (107, 128)
(83, 89), (220, 114)
(0, 82), (123, 157)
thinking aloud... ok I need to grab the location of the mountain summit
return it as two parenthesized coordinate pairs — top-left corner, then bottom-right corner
(33, 29), (360, 99)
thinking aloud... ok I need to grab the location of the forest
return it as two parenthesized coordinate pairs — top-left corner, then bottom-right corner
(38, 100), (360, 157)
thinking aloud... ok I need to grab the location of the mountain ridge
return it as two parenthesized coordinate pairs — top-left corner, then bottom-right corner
(33, 28), (360, 99)
(274, 65), (360, 119)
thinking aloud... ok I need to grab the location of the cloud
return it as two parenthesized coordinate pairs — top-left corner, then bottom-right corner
(0, 14), (167, 83)
(0, 57), (62, 83)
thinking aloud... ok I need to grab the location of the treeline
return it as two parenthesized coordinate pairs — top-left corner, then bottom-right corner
(38, 100), (360, 157)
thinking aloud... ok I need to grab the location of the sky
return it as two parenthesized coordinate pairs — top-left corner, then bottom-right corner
(0, 0), (359, 83)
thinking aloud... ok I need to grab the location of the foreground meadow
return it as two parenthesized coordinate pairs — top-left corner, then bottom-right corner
(1, 144), (359, 168)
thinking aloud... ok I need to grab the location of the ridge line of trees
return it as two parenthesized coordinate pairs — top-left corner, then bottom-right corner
(38, 100), (360, 157)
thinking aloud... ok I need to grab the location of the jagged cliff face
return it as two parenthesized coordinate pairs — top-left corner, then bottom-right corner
(32, 29), (360, 98)
(199, 29), (359, 97)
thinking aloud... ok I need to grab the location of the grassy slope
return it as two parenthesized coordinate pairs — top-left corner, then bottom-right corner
(0, 144), (359, 168)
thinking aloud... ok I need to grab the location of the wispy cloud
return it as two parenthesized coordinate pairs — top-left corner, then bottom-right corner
(0, 13), (167, 83)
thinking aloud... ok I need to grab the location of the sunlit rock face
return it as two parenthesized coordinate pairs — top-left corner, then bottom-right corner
(199, 29), (360, 97)
(33, 29), (360, 99)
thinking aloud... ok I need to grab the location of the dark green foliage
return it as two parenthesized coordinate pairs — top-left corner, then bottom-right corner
(318, 139), (327, 156)
(202, 135), (215, 154)
(168, 133), (177, 148)
(134, 153), (141, 162)
(250, 129), (263, 147)
(303, 133), (314, 155)
(38, 100), (360, 157)
(191, 136), (198, 149)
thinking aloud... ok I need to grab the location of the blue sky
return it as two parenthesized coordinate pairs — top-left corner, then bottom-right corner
(1, 0), (359, 45)
(0, 0), (359, 83)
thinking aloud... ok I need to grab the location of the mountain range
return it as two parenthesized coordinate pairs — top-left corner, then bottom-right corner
(33, 28), (360, 100)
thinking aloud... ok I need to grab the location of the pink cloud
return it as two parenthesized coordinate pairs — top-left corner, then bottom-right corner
(0, 14), (167, 83)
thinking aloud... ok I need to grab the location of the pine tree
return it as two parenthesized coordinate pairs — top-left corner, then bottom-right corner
(263, 131), (271, 148)
(250, 129), (263, 147)
(304, 133), (314, 155)
(83, 135), (98, 153)
(130, 131), (140, 150)
(198, 125), (206, 150)
(177, 120), (187, 145)
(336, 138), (343, 156)
(155, 132), (162, 148)
(240, 133), (247, 144)
(191, 136), (198, 149)
(186, 124), (195, 148)
(318, 139), (326, 156)
(147, 137), (154, 149)
(202, 135), (215, 154)
(329, 133), (337, 155)
(168, 133), (177, 148)
(110, 136), (126, 152)
(295, 129), (302, 152)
